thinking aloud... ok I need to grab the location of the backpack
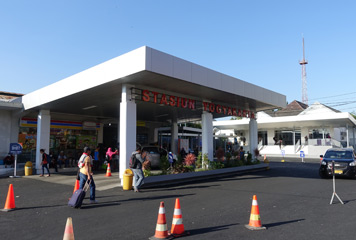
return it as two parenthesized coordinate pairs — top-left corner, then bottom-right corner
(46, 154), (51, 163)
(129, 154), (138, 168)
(78, 154), (87, 168)
(42, 154), (48, 164)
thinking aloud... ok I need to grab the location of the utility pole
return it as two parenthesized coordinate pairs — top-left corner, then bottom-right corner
(299, 36), (308, 105)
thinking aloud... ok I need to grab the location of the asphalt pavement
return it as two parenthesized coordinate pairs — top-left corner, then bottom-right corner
(1, 159), (356, 240)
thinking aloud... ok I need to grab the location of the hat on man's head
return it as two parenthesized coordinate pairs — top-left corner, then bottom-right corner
(83, 147), (91, 153)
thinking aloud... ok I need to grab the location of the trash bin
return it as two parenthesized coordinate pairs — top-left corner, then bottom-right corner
(123, 169), (133, 190)
(25, 161), (33, 176)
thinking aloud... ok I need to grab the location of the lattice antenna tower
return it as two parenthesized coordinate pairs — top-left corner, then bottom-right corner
(299, 36), (308, 105)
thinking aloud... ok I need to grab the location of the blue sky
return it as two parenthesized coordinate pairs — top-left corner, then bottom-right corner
(1, 0), (355, 112)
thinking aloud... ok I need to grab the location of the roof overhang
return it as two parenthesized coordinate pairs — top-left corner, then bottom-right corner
(0, 101), (23, 111)
(21, 46), (286, 123)
(214, 112), (356, 130)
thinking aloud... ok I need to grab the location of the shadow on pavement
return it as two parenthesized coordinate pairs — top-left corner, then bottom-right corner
(121, 193), (196, 203)
(147, 184), (220, 192)
(188, 223), (239, 236)
(264, 219), (305, 228)
(81, 200), (121, 209)
(80, 193), (196, 209)
(17, 204), (66, 210)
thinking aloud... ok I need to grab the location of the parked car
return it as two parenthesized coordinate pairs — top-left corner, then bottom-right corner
(319, 148), (356, 179)
(141, 146), (167, 169)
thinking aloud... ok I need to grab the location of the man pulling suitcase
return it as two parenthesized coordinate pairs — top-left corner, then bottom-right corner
(68, 147), (98, 208)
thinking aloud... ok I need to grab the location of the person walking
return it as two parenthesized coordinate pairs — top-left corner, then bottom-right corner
(131, 147), (146, 192)
(239, 146), (245, 162)
(79, 147), (97, 204)
(93, 146), (100, 171)
(40, 149), (50, 177)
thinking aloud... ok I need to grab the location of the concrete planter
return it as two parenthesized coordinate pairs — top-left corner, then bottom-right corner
(142, 163), (269, 188)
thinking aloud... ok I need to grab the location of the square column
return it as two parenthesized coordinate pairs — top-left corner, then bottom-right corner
(119, 85), (136, 184)
(301, 128), (308, 145)
(202, 111), (213, 162)
(97, 123), (104, 144)
(171, 118), (178, 154)
(36, 110), (51, 173)
(267, 129), (275, 145)
(346, 124), (349, 147)
(249, 118), (258, 159)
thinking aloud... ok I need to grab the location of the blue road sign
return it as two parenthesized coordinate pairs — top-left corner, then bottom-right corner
(300, 151), (305, 158)
(9, 143), (22, 155)
(281, 150), (285, 156)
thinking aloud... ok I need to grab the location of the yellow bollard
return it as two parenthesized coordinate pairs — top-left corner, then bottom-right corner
(24, 161), (33, 176)
(123, 169), (133, 190)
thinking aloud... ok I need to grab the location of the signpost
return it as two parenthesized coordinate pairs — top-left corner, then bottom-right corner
(9, 143), (22, 178)
(281, 150), (285, 162)
(300, 151), (305, 163)
(330, 160), (344, 204)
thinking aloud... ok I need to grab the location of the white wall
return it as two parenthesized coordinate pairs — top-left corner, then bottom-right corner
(0, 110), (12, 158)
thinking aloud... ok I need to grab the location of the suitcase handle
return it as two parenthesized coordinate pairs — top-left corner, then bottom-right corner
(83, 179), (92, 192)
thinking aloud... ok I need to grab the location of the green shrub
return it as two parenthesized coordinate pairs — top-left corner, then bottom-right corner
(183, 165), (195, 172)
(160, 155), (170, 173)
(209, 161), (224, 170)
(246, 152), (253, 165)
(195, 152), (202, 168)
(203, 153), (209, 169)
(143, 169), (152, 177)
(226, 152), (232, 161)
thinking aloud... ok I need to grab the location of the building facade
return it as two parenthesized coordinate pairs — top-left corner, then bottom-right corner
(213, 101), (356, 158)
(0, 46), (286, 183)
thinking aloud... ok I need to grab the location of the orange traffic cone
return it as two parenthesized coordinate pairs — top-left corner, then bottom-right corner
(63, 217), (75, 240)
(106, 163), (112, 177)
(149, 201), (172, 240)
(170, 198), (189, 237)
(245, 195), (266, 230)
(73, 180), (80, 193)
(2, 184), (16, 212)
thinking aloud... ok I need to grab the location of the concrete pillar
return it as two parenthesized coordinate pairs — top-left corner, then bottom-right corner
(301, 128), (308, 145)
(244, 130), (249, 147)
(202, 111), (213, 162)
(249, 118), (258, 159)
(267, 129), (275, 145)
(97, 123), (104, 144)
(36, 110), (51, 173)
(154, 128), (159, 143)
(119, 84), (136, 184)
(346, 124), (349, 147)
(171, 118), (178, 154)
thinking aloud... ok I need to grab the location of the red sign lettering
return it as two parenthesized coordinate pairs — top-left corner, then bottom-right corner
(169, 96), (176, 106)
(142, 90), (150, 102)
(141, 89), (255, 119)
